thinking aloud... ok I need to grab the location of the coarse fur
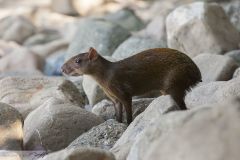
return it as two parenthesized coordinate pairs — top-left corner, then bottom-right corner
(62, 47), (202, 124)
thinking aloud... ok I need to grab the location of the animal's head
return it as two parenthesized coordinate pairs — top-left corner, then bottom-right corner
(61, 47), (100, 76)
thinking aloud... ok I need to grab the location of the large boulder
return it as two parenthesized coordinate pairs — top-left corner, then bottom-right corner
(112, 36), (165, 60)
(65, 19), (130, 60)
(0, 16), (36, 44)
(68, 119), (127, 150)
(0, 47), (44, 73)
(38, 147), (115, 160)
(92, 98), (154, 122)
(24, 98), (104, 151)
(144, 99), (240, 160)
(0, 102), (23, 150)
(0, 76), (85, 118)
(110, 95), (179, 160)
(186, 77), (240, 108)
(166, 2), (240, 57)
(104, 8), (144, 31)
(193, 54), (238, 82)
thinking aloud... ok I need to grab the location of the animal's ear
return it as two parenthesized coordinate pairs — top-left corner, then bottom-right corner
(88, 47), (98, 61)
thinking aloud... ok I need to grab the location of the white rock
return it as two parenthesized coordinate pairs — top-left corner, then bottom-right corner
(24, 98), (104, 151)
(110, 95), (179, 160)
(0, 76), (85, 118)
(166, 2), (240, 57)
(193, 54), (238, 82)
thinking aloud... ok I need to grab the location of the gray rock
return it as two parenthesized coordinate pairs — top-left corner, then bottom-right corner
(226, 49), (240, 65)
(186, 77), (240, 108)
(0, 76), (85, 118)
(0, 16), (36, 44)
(127, 107), (207, 160)
(233, 67), (240, 78)
(0, 102), (23, 150)
(92, 98), (154, 122)
(30, 39), (69, 58)
(0, 47), (44, 73)
(104, 8), (144, 31)
(65, 19), (130, 60)
(0, 150), (22, 160)
(24, 98), (104, 151)
(112, 36), (165, 60)
(111, 95), (179, 160)
(51, 0), (78, 16)
(144, 99), (240, 160)
(166, 2), (240, 57)
(38, 147), (115, 160)
(44, 51), (65, 76)
(222, 0), (240, 32)
(193, 54), (238, 82)
(68, 119), (127, 150)
(0, 70), (43, 80)
(24, 29), (61, 47)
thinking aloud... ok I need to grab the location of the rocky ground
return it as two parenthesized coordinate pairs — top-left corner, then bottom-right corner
(0, 0), (240, 159)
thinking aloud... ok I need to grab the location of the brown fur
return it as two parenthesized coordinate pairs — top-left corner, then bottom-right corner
(62, 47), (202, 124)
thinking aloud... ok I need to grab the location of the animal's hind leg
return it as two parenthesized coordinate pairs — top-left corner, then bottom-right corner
(168, 88), (187, 110)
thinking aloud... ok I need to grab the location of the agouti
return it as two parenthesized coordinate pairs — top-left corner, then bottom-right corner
(62, 47), (202, 124)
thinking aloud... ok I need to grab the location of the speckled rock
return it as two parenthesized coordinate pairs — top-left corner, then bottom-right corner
(111, 95), (179, 160)
(24, 98), (104, 151)
(0, 76), (85, 118)
(144, 99), (240, 160)
(38, 147), (115, 160)
(68, 119), (127, 150)
(104, 8), (144, 31)
(65, 19), (130, 60)
(112, 36), (165, 60)
(0, 102), (23, 150)
(166, 2), (240, 57)
(186, 77), (240, 108)
(193, 54), (238, 82)
(92, 98), (154, 122)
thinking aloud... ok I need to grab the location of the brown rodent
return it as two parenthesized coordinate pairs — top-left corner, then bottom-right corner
(62, 47), (202, 124)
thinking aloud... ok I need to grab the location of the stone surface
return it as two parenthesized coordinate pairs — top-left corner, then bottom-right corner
(82, 75), (108, 106)
(0, 150), (22, 160)
(111, 95), (179, 160)
(65, 18), (130, 60)
(24, 98), (104, 151)
(0, 47), (44, 73)
(0, 102), (23, 150)
(104, 8), (144, 31)
(24, 29), (61, 47)
(38, 147), (115, 160)
(0, 76), (85, 118)
(233, 67), (240, 78)
(0, 70), (43, 80)
(222, 0), (240, 32)
(43, 51), (65, 76)
(144, 99), (240, 160)
(0, 15), (36, 44)
(51, 0), (78, 16)
(166, 2), (240, 57)
(226, 49), (240, 65)
(30, 39), (69, 58)
(186, 77), (240, 108)
(127, 107), (205, 160)
(68, 119), (127, 150)
(193, 54), (238, 82)
(112, 36), (165, 60)
(92, 98), (154, 122)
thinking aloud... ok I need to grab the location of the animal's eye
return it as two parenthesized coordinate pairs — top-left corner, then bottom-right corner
(75, 58), (81, 64)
